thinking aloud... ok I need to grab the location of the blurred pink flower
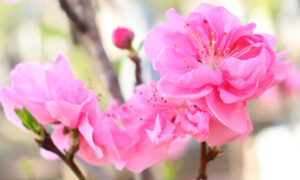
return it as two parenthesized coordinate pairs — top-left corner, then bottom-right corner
(0, 55), (103, 164)
(2, 0), (21, 3)
(144, 3), (291, 144)
(282, 64), (300, 95)
(112, 27), (134, 49)
(257, 64), (300, 111)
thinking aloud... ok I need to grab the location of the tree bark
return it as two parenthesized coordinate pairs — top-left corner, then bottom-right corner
(59, 0), (123, 102)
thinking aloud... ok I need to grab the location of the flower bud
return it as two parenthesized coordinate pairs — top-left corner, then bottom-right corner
(112, 27), (134, 50)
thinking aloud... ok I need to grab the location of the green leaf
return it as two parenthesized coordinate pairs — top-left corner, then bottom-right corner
(14, 108), (45, 140)
(137, 40), (144, 53)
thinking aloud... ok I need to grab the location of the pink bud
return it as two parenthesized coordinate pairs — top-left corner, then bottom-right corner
(112, 27), (134, 50)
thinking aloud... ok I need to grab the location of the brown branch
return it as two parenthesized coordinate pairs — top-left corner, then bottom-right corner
(198, 142), (208, 180)
(35, 130), (86, 180)
(140, 168), (154, 180)
(58, 0), (87, 32)
(58, 0), (123, 102)
(197, 142), (222, 180)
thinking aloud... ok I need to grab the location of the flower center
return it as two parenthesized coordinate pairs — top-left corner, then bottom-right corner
(174, 22), (253, 70)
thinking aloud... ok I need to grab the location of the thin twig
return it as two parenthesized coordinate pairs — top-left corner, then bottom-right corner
(198, 142), (208, 180)
(197, 142), (222, 180)
(35, 131), (86, 180)
(129, 51), (142, 85)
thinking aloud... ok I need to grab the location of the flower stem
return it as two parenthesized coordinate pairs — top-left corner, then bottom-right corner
(198, 142), (208, 180)
(197, 142), (222, 180)
(35, 130), (87, 180)
(129, 48), (142, 85)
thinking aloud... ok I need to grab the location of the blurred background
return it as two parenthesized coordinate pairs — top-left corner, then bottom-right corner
(1, 0), (300, 179)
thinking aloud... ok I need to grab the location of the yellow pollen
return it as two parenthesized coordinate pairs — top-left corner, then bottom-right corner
(212, 40), (216, 44)
(191, 31), (194, 34)
(248, 46), (252, 50)
(214, 55), (218, 58)
(184, 60), (187, 63)
(196, 33), (200, 37)
(236, 46), (240, 50)
(184, 25), (187, 28)
(199, 41), (203, 44)
(211, 32), (214, 36)
(216, 62), (220, 65)
(174, 44), (177, 48)
(218, 49), (221, 52)
(197, 48), (200, 51)
(152, 104), (156, 107)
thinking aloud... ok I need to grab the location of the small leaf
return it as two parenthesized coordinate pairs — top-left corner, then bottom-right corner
(137, 40), (144, 53)
(14, 108), (45, 140)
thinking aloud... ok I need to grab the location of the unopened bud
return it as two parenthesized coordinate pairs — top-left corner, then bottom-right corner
(112, 27), (134, 50)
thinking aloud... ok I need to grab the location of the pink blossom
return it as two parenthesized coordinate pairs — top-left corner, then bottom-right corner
(144, 4), (291, 144)
(112, 27), (134, 49)
(117, 81), (198, 172)
(0, 55), (103, 164)
(116, 81), (253, 171)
